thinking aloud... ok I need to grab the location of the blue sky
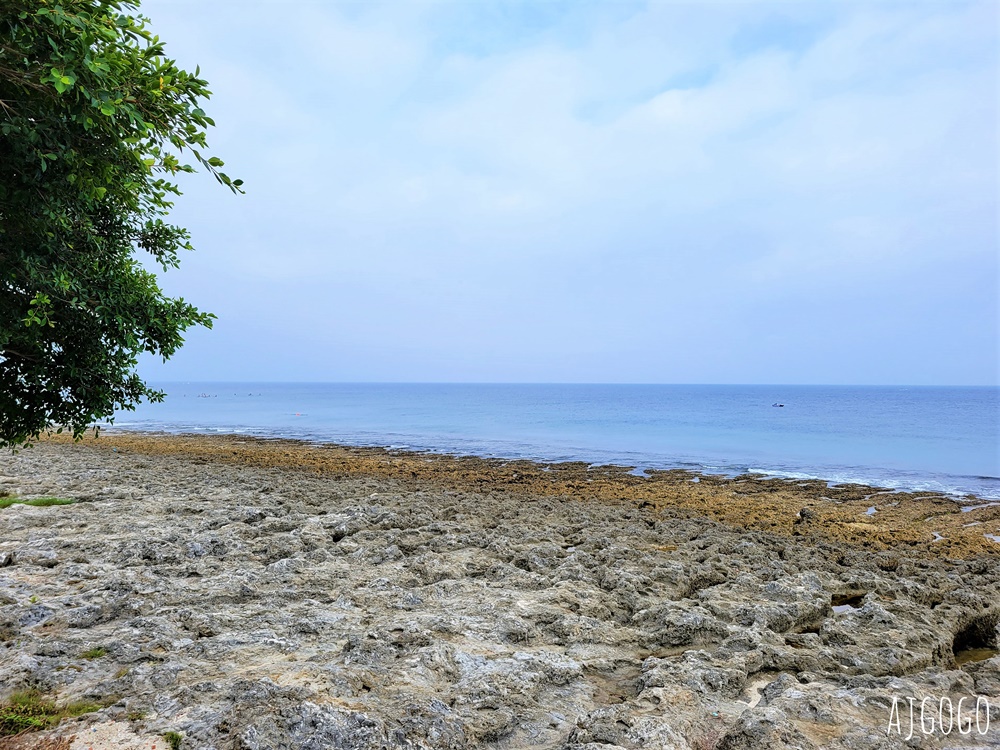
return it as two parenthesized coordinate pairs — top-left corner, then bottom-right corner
(137, 0), (998, 385)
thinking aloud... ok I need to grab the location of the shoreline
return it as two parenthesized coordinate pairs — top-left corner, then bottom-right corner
(1, 432), (998, 749)
(100, 422), (1000, 503)
(104, 380), (1000, 502)
(67, 429), (1000, 560)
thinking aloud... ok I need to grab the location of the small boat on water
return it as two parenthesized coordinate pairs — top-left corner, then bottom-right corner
(772, 403), (784, 407)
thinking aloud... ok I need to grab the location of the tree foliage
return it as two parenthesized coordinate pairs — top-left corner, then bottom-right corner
(0, 0), (239, 447)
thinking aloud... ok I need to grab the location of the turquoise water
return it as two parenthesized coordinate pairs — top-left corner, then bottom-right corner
(110, 383), (1000, 499)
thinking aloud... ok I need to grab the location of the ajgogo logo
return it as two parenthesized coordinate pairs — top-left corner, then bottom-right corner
(887, 695), (994, 739)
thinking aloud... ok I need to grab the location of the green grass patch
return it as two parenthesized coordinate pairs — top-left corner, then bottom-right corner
(0, 496), (75, 510)
(81, 646), (107, 660)
(164, 731), (183, 749)
(0, 690), (101, 736)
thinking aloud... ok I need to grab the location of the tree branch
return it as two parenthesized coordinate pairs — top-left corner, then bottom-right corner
(2, 347), (42, 363)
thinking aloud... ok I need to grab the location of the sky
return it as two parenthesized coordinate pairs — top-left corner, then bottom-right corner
(136, 0), (998, 385)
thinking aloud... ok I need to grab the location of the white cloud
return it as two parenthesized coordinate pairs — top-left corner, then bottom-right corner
(138, 0), (998, 384)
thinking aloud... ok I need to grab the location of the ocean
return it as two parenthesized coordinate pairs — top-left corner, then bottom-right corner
(109, 383), (1000, 500)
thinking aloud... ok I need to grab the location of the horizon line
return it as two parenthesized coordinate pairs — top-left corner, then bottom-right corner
(140, 380), (1000, 388)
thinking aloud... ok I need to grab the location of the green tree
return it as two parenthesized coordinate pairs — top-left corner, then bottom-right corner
(0, 0), (239, 447)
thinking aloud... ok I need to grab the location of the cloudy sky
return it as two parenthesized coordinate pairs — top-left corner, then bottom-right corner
(137, 0), (998, 385)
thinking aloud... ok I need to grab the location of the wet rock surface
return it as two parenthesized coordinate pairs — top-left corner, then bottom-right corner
(0, 434), (997, 749)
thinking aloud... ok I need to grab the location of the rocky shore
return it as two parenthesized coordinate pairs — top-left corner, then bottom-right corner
(0, 432), (998, 749)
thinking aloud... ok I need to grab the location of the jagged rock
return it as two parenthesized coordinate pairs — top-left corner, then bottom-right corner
(0, 437), (997, 750)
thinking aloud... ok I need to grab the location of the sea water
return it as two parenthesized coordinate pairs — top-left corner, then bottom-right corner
(109, 383), (1000, 499)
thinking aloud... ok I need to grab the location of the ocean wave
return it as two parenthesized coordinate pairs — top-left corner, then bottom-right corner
(99, 422), (1000, 500)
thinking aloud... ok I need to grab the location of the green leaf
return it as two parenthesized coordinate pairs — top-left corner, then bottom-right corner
(0, 0), (240, 449)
